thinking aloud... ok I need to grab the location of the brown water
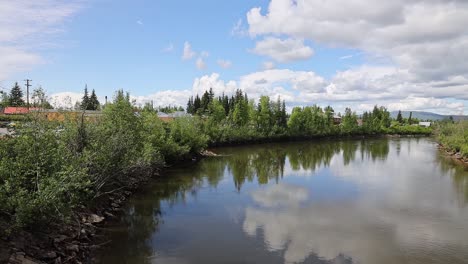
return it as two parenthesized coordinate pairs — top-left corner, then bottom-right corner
(98, 138), (468, 264)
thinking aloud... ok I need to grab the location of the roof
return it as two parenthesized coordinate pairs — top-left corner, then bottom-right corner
(3, 107), (39, 114)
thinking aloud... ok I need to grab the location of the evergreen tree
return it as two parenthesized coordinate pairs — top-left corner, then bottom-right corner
(80, 85), (90, 110)
(396, 110), (403, 124)
(9, 82), (25, 106)
(208, 88), (214, 101)
(89, 89), (100, 110)
(193, 95), (201, 114)
(222, 94), (229, 116)
(200, 91), (211, 113)
(408, 112), (413, 124)
(187, 96), (194, 114)
(280, 100), (287, 128)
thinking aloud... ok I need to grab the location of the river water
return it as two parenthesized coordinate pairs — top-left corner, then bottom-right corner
(98, 138), (468, 264)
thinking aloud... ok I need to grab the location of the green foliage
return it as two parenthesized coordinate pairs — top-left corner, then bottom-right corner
(341, 107), (358, 135)
(435, 121), (468, 157)
(31, 87), (53, 109)
(0, 114), (28, 122)
(0, 119), (91, 228)
(9, 82), (25, 107)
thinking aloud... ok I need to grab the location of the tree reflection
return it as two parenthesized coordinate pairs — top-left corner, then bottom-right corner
(98, 139), (391, 263)
(220, 140), (389, 188)
(436, 154), (468, 205)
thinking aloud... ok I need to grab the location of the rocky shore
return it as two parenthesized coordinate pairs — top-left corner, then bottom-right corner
(1, 172), (154, 264)
(438, 144), (468, 166)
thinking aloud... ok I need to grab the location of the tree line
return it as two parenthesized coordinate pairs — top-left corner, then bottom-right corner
(186, 89), (430, 144)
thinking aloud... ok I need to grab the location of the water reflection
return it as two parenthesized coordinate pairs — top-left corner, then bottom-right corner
(99, 139), (468, 264)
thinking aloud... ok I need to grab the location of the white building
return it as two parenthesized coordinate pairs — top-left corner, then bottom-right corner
(419, 122), (431, 127)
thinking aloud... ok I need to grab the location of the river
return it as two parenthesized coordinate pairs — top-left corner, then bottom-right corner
(98, 138), (468, 264)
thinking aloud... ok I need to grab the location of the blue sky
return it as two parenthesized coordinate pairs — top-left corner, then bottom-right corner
(0, 0), (467, 114)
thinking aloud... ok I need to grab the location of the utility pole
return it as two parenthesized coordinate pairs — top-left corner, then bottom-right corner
(24, 79), (32, 109)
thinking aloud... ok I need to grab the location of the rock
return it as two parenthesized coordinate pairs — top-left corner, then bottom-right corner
(88, 214), (105, 224)
(53, 235), (68, 244)
(104, 212), (115, 218)
(54, 256), (62, 264)
(9, 253), (40, 264)
(40, 251), (57, 259)
(66, 244), (79, 253)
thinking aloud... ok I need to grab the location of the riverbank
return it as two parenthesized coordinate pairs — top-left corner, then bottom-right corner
(2, 167), (158, 264)
(438, 143), (468, 167)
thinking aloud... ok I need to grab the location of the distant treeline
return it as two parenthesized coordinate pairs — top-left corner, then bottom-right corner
(186, 89), (430, 144)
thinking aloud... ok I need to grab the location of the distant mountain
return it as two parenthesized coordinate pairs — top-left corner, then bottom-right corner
(390, 111), (468, 121)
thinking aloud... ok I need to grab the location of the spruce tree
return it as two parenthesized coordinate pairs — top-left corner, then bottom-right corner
(81, 85), (90, 110)
(187, 96), (194, 114)
(193, 95), (201, 114)
(396, 110), (403, 123)
(408, 112), (413, 124)
(9, 82), (25, 106)
(89, 89), (100, 110)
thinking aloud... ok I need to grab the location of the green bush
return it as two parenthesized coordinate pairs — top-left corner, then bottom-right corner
(0, 120), (91, 229)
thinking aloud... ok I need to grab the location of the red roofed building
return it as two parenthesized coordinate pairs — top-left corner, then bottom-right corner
(2, 107), (39, 115)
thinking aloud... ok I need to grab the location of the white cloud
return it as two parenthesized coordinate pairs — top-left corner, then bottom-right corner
(182, 41), (196, 60)
(192, 73), (237, 96)
(50, 91), (82, 109)
(190, 67), (467, 115)
(217, 59), (232, 69)
(136, 20), (143, 25)
(262, 61), (275, 70)
(245, 0), (468, 109)
(0, 47), (43, 80)
(231, 18), (247, 37)
(195, 57), (206, 70)
(200, 51), (209, 57)
(131, 90), (192, 108)
(0, 0), (83, 81)
(252, 37), (314, 63)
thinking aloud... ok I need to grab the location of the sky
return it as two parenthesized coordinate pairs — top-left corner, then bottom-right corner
(0, 0), (467, 115)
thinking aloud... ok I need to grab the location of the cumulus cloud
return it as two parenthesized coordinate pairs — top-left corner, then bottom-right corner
(244, 0), (468, 111)
(196, 57), (206, 70)
(231, 18), (247, 37)
(217, 59), (232, 69)
(192, 73), (237, 96)
(190, 67), (467, 115)
(130, 90), (192, 108)
(0, 0), (83, 81)
(50, 91), (82, 109)
(262, 61), (275, 70)
(252, 37), (314, 63)
(182, 41), (196, 60)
